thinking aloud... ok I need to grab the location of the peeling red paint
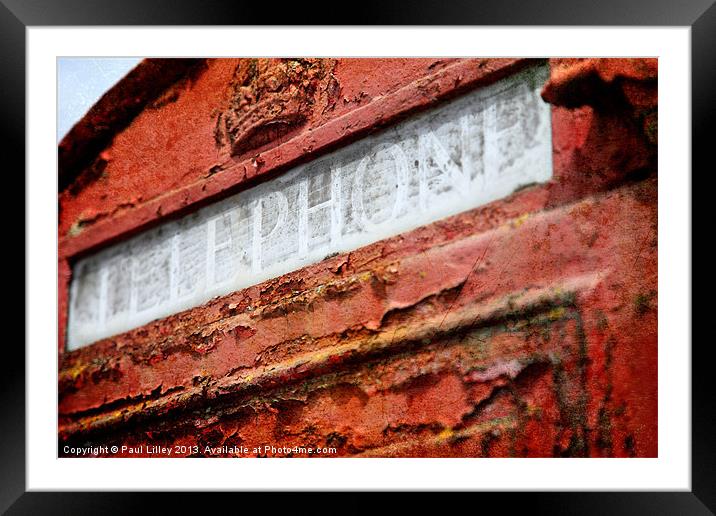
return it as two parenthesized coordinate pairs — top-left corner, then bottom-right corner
(58, 58), (529, 258)
(58, 58), (657, 458)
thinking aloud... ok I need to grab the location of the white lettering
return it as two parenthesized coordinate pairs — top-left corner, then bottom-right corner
(67, 64), (552, 350)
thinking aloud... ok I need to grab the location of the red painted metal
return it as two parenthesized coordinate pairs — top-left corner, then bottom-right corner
(58, 58), (657, 458)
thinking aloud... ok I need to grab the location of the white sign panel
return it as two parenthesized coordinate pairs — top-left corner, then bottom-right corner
(67, 64), (552, 350)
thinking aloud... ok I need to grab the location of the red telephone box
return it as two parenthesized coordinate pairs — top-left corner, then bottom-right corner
(58, 57), (657, 457)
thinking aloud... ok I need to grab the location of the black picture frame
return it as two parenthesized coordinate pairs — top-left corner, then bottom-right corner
(7, 1), (708, 513)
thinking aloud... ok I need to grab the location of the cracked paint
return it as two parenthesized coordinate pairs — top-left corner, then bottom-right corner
(58, 58), (657, 458)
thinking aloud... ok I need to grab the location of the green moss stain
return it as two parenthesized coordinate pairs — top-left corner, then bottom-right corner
(634, 290), (657, 316)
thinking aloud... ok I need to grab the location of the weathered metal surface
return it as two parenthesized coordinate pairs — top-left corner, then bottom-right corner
(67, 64), (551, 350)
(59, 179), (657, 457)
(58, 58), (657, 458)
(57, 58), (528, 260)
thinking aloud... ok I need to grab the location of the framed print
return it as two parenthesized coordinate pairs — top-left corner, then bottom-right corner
(9, 0), (709, 512)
